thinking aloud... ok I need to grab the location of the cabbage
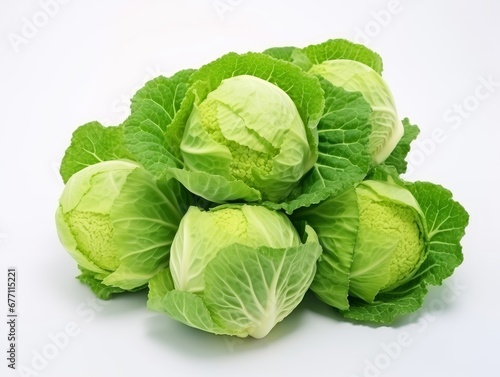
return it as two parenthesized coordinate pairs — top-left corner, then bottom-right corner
(164, 53), (324, 205)
(55, 160), (189, 298)
(148, 204), (321, 338)
(293, 168), (469, 323)
(179, 75), (316, 202)
(266, 39), (404, 165)
(309, 60), (404, 164)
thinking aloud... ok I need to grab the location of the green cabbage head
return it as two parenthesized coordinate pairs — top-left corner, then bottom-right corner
(292, 170), (470, 324)
(309, 60), (404, 164)
(148, 204), (322, 339)
(179, 74), (317, 202)
(55, 160), (188, 297)
(294, 178), (428, 310)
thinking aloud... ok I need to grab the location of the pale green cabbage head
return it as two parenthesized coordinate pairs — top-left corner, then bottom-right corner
(180, 74), (317, 202)
(55, 160), (187, 291)
(148, 204), (322, 339)
(293, 178), (428, 310)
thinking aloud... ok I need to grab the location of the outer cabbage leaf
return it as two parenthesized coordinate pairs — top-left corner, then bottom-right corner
(382, 118), (420, 174)
(263, 47), (313, 71)
(263, 46), (301, 63)
(204, 242), (321, 338)
(60, 122), (134, 183)
(302, 39), (384, 74)
(147, 269), (175, 312)
(77, 267), (143, 300)
(123, 69), (195, 179)
(102, 169), (190, 289)
(168, 169), (261, 203)
(264, 38), (383, 74)
(348, 226), (396, 302)
(148, 269), (229, 335)
(292, 188), (358, 310)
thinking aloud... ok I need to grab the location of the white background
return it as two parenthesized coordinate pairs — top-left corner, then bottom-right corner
(1, 1), (499, 376)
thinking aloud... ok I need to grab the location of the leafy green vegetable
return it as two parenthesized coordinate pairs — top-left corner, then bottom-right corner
(165, 52), (324, 204)
(55, 160), (190, 296)
(148, 204), (322, 338)
(294, 171), (468, 324)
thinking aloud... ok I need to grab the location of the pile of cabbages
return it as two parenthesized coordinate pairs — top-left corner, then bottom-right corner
(55, 39), (469, 338)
